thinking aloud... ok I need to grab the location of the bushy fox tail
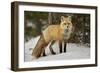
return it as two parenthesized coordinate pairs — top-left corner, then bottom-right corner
(32, 35), (48, 59)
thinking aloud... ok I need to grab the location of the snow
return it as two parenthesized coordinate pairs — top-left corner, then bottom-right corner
(24, 36), (90, 62)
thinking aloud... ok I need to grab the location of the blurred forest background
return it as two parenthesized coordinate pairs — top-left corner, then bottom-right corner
(24, 11), (90, 47)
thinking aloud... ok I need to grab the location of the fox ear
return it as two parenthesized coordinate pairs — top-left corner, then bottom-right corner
(61, 16), (65, 22)
(68, 16), (72, 21)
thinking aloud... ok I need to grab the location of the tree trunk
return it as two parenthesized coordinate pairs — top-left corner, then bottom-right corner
(48, 12), (52, 24)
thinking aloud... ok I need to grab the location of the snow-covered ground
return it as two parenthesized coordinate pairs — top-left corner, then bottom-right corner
(24, 36), (90, 62)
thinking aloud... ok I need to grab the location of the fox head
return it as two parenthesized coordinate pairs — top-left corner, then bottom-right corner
(60, 16), (73, 34)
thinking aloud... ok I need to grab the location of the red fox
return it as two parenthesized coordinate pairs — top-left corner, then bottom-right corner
(32, 16), (73, 59)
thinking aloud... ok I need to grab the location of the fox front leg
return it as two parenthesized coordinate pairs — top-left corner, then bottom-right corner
(64, 41), (67, 52)
(59, 41), (62, 53)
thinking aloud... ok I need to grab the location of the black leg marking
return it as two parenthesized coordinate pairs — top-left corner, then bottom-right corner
(43, 50), (46, 56)
(50, 47), (56, 54)
(49, 40), (56, 54)
(64, 42), (67, 52)
(59, 41), (62, 53)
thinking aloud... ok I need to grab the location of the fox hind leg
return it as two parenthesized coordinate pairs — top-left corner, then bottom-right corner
(42, 40), (56, 56)
(32, 35), (48, 58)
(42, 50), (46, 56)
(49, 40), (56, 54)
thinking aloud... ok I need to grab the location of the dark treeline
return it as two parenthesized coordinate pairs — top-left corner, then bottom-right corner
(24, 11), (90, 46)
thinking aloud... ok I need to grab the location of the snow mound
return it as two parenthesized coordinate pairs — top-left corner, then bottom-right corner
(25, 36), (90, 62)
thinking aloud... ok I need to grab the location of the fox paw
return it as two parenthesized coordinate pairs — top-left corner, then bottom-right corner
(52, 52), (56, 55)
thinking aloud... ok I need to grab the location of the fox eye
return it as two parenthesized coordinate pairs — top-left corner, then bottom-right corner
(68, 23), (70, 25)
(64, 23), (66, 25)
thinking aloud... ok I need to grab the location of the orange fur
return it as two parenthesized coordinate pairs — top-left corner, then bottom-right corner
(42, 16), (73, 43)
(32, 16), (73, 59)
